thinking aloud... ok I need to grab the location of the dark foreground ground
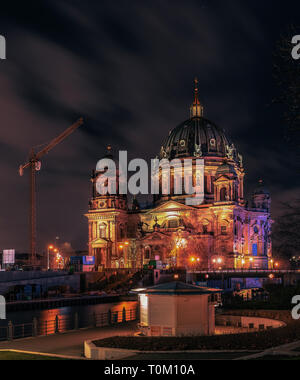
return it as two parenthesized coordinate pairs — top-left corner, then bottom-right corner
(125, 352), (259, 360)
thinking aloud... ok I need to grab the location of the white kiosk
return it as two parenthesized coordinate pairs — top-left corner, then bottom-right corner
(135, 282), (222, 337)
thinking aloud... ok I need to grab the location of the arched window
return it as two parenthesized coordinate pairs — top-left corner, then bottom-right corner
(168, 218), (179, 229)
(99, 223), (107, 239)
(144, 246), (151, 260)
(118, 224), (125, 240)
(202, 219), (210, 234)
(162, 218), (182, 229)
(220, 220), (229, 235)
(220, 187), (227, 201)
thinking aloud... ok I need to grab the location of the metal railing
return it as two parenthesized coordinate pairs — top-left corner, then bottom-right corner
(188, 269), (300, 274)
(0, 307), (137, 341)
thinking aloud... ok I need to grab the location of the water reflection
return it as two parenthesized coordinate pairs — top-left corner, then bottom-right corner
(0, 301), (138, 335)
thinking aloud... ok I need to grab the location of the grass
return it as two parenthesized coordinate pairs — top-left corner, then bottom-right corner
(0, 351), (67, 360)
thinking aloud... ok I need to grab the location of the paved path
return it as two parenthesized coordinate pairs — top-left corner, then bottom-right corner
(236, 340), (300, 360)
(0, 322), (136, 359)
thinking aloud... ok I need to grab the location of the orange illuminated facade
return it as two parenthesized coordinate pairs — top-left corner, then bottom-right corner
(85, 81), (272, 270)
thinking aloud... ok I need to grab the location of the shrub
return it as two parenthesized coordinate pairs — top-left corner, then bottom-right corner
(93, 310), (299, 351)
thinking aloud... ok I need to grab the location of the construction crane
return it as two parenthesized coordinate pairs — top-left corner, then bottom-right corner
(19, 117), (84, 267)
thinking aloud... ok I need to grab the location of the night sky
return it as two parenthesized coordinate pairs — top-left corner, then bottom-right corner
(0, 0), (299, 253)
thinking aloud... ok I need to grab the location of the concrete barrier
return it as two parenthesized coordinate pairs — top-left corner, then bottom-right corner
(84, 340), (137, 360)
(216, 315), (285, 330)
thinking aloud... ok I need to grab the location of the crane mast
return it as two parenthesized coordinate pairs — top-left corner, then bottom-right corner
(19, 118), (84, 267)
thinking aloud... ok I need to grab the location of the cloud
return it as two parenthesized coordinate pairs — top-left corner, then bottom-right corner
(0, 0), (299, 252)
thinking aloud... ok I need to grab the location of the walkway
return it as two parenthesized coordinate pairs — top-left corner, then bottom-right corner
(0, 322), (136, 359)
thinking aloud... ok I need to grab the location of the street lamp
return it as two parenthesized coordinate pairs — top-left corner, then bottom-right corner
(47, 245), (54, 270)
(249, 257), (253, 269)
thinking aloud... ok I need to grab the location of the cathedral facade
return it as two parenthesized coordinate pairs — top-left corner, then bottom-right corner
(85, 81), (272, 270)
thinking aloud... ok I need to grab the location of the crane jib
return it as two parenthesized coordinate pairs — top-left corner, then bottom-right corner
(18, 117), (84, 266)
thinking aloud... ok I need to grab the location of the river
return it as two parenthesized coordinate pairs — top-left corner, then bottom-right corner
(0, 300), (138, 331)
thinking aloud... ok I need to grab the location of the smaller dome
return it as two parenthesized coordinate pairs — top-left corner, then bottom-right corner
(253, 180), (269, 195)
(103, 145), (114, 160)
(101, 145), (121, 167)
(216, 162), (237, 177)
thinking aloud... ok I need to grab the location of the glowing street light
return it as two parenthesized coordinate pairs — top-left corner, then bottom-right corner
(47, 244), (54, 270)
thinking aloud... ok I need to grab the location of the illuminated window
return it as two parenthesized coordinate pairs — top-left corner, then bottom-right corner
(252, 243), (258, 256)
(118, 224), (125, 239)
(139, 294), (148, 325)
(144, 247), (151, 259)
(221, 226), (227, 235)
(220, 187), (227, 201)
(169, 219), (179, 229)
(99, 223), (107, 238)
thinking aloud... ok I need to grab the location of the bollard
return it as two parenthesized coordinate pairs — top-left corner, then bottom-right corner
(55, 315), (59, 334)
(122, 307), (126, 323)
(32, 317), (38, 337)
(8, 321), (13, 341)
(74, 312), (79, 330)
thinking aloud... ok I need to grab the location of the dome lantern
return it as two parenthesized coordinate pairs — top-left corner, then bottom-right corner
(190, 77), (203, 118)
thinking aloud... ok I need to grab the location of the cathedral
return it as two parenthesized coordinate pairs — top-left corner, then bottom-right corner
(85, 80), (272, 271)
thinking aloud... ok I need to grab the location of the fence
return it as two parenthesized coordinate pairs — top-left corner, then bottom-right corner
(0, 307), (137, 342)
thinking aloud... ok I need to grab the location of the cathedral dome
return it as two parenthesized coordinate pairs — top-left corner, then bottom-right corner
(159, 117), (239, 161)
(159, 79), (239, 163)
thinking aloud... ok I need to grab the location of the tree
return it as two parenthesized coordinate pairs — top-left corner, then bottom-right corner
(273, 25), (300, 151)
(272, 199), (300, 265)
(184, 236), (209, 269)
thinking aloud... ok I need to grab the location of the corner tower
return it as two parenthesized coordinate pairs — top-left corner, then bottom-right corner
(85, 146), (128, 269)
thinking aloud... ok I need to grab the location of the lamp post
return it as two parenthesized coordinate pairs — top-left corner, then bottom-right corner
(249, 257), (253, 270)
(52, 248), (58, 270)
(47, 245), (54, 270)
(241, 258), (245, 269)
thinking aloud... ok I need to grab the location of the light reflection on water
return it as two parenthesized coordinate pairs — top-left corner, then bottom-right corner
(0, 301), (138, 331)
